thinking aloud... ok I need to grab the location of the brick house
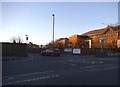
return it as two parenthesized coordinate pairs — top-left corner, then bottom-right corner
(82, 25), (120, 48)
(69, 34), (89, 48)
(55, 38), (69, 48)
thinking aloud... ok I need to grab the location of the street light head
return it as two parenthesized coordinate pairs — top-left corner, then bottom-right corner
(52, 14), (55, 16)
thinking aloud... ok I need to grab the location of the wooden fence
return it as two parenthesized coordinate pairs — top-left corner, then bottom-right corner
(2, 42), (27, 57)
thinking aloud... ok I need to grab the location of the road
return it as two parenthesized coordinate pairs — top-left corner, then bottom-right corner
(2, 54), (119, 85)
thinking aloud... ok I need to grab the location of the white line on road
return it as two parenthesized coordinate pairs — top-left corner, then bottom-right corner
(3, 70), (54, 80)
(79, 64), (117, 69)
(5, 75), (60, 85)
(89, 66), (118, 72)
(70, 64), (78, 66)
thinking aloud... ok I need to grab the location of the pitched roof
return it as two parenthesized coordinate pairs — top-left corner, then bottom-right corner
(82, 25), (120, 36)
(82, 28), (106, 36)
(56, 38), (69, 41)
(113, 25), (120, 32)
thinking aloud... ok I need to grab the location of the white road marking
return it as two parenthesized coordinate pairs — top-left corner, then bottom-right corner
(89, 66), (118, 72)
(70, 64), (78, 66)
(100, 61), (103, 63)
(79, 64), (117, 69)
(3, 70), (54, 80)
(5, 75), (60, 85)
(2, 77), (14, 82)
(61, 61), (78, 66)
(91, 62), (95, 64)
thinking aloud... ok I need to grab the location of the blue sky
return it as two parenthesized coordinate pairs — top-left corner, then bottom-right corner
(0, 2), (118, 45)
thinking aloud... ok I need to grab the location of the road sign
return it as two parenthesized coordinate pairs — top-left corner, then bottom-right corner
(100, 37), (104, 44)
(73, 48), (81, 54)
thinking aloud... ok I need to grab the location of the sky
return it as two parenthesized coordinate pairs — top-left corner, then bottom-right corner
(0, 2), (118, 45)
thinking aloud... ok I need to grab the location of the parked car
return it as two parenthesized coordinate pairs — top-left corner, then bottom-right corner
(41, 48), (60, 56)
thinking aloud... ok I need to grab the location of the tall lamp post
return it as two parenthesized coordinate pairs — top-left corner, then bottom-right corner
(52, 14), (55, 43)
(25, 35), (28, 44)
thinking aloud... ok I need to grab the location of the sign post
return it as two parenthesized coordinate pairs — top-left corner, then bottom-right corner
(100, 37), (104, 54)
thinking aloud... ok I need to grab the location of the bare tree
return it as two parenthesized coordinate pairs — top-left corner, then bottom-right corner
(9, 36), (23, 43)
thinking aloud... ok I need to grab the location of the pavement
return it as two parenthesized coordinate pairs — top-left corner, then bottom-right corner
(2, 53), (119, 85)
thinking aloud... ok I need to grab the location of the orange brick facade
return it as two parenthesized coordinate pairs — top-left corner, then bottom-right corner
(82, 25), (120, 48)
(69, 35), (89, 48)
(56, 25), (120, 48)
(69, 35), (79, 48)
(55, 38), (69, 48)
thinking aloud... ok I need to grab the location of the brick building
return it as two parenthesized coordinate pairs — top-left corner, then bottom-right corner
(55, 38), (69, 48)
(69, 35), (89, 48)
(82, 25), (120, 48)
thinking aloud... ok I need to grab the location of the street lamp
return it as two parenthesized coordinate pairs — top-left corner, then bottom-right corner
(25, 35), (28, 44)
(52, 14), (55, 43)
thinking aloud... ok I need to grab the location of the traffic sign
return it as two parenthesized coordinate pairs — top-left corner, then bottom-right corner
(100, 37), (104, 43)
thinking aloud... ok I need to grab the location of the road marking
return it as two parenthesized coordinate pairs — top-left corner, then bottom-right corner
(61, 61), (78, 66)
(100, 61), (103, 63)
(5, 75), (60, 85)
(89, 66), (118, 72)
(70, 64), (78, 66)
(3, 70), (54, 80)
(91, 62), (95, 64)
(79, 64), (117, 69)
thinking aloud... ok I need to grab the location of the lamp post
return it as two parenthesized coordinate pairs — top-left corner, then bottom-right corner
(25, 35), (28, 44)
(52, 14), (55, 43)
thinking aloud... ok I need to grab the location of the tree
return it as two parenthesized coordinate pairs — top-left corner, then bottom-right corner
(47, 40), (65, 48)
(9, 36), (23, 43)
(46, 41), (54, 48)
(67, 42), (73, 48)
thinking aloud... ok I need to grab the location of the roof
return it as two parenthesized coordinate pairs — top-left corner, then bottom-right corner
(82, 28), (106, 36)
(56, 38), (69, 41)
(82, 25), (120, 36)
(69, 34), (80, 38)
(113, 25), (120, 32)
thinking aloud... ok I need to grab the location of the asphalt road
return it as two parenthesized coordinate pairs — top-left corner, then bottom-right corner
(2, 54), (119, 85)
